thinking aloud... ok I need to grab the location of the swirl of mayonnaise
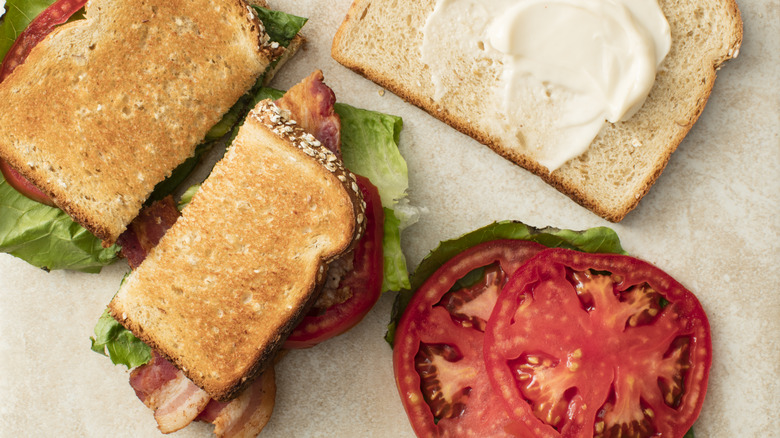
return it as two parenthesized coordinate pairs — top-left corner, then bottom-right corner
(422, 0), (670, 171)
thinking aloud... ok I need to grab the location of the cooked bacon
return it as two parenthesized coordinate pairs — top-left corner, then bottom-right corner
(129, 351), (180, 404)
(151, 374), (212, 433)
(196, 399), (230, 424)
(212, 367), (276, 438)
(117, 196), (181, 269)
(129, 351), (211, 433)
(275, 70), (341, 156)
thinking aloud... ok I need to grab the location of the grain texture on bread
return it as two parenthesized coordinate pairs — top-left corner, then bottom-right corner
(0, 0), (272, 242)
(110, 99), (364, 401)
(332, 0), (742, 221)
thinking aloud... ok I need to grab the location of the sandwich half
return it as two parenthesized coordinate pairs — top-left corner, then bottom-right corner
(0, 0), (275, 243)
(109, 97), (365, 401)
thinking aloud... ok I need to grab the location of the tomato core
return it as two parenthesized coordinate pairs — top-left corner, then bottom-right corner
(484, 249), (711, 438)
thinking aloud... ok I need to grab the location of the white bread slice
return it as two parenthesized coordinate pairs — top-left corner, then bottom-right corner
(331, 0), (742, 222)
(0, 0), (273, 242)
(109, 99), (364, 401)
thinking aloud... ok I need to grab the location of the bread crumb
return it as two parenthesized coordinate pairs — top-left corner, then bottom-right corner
(378, 89), (385, 96)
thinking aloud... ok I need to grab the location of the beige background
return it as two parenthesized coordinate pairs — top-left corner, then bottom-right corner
(1, 0), (778, 436)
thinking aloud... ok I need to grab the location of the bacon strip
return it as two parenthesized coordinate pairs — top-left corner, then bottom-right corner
(117, 196), (181, 269)
(211, 368), (276, 438)
(130, 352), (211, 433)
(275, 69), (341, 156)
(151, 373), (212, 433)
(131, 352), (277, 436)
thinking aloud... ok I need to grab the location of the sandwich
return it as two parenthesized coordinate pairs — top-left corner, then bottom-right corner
(331, 0), (743, 222)
(91, 71), (416, 435)
(0, 0), (306, 272)
(388, 221), (710, 438)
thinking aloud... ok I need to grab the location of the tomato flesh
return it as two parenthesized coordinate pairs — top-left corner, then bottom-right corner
(0, 0), (87, 205)
(393, 240), (545, 437)
(0, 159), (56, 206)
(283, 175), (384, 349)
(483, 249), (711, 438)
(0, 0), (87, 81)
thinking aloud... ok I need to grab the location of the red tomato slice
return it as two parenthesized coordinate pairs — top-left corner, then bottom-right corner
(393, 240), (545, 437)
(484, 248), (711, 438)
(283, 175), (385, 349)
(0, 0), (87, 82)
(0, 0), (87, 205)
(0, 158), (56, 206)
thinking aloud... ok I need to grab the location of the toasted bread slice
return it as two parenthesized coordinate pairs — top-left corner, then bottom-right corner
(0, 0), (273, 243)
(331, 0), (742, 221)
(110, 99), (364, 401)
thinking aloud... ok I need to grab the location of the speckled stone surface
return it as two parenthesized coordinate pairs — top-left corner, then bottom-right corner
(1, 0), (777, 436)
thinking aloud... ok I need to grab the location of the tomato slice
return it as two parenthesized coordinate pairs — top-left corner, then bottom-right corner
(0, 0), (87, 82)
(483, 248), (711, 438)
(393, 240), (545, 437)
(0, 0), (87, 205)
(0, 159), (56, 206)
(283, 175), (385, 349)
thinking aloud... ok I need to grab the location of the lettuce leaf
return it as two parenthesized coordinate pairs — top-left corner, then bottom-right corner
(0, 175), (119, 272)
(251, 7), (307, 47)
(382, 208), (409, 292)
(338, 104), (411, 291)
(177, 183), (200, 211)
(336, 104), (408, 210)
(90, 308), (151, 369)
(385, 221), (627, 345)
(0, 0), (56, 61)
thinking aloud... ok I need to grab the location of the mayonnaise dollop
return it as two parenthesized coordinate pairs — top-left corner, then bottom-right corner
(422, 0), (671, 171)
(0, 1), (6, 21)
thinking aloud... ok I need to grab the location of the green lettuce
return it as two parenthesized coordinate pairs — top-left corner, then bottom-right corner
(337, 104), (408, 211)
(0, 175), (119, 272)
(0, 0), (57, 60)
(251, 7), (307, 47)
(382, 208), (409, 292)
(177, 183), (200, 211)
(90, 308), (151, 369)
(385, 221), (627, 345)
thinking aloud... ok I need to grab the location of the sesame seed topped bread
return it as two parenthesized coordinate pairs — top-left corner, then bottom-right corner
(109, 99), (364, 401)
(331, 0), (742, 222)
(0, 0), (274, 243)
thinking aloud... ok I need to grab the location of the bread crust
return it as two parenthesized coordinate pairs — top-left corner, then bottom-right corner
(0, 0), (273, 242)
(110, 100), (364, 401)
(332, 0), (743, 222)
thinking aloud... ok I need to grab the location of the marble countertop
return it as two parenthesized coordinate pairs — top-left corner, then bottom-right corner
(1, 0), (777, 436)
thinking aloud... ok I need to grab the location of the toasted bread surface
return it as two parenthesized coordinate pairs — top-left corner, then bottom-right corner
(332, 0), (742, 221)
(0, 0), (272, 242)
(110, 100), (363, 401)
